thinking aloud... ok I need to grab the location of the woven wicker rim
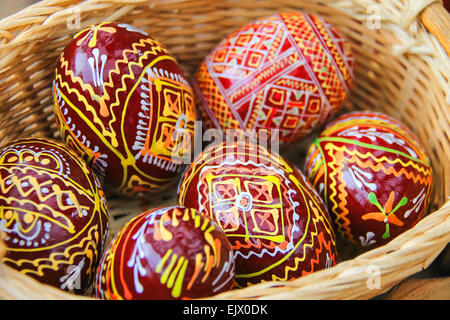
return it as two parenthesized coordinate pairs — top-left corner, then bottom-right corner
(0, 0), (449, 300)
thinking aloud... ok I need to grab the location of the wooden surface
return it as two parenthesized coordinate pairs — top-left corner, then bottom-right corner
(385, 277), (450, 300)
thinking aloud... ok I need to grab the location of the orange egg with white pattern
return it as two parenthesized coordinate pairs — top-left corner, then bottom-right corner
(95, 206), (235, 299)
(194, 11), (354, 143)
(178, 141), (337, 287)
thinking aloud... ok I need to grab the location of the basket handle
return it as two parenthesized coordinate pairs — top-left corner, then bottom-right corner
(420, 1), (450, 54)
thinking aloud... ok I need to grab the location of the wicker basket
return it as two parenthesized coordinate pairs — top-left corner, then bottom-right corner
(0, 0), (449, 300)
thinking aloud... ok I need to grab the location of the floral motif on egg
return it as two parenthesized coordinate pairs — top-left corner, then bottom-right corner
(53, 22), (196, 196)
(304, 111), (433, 248)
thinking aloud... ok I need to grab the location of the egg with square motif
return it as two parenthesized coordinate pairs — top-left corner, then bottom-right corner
(177, 141), (337, 287)
(53, 22), (196, 197)
(0, 137), (109, 294)
(304, 111), (433, 249)
(94, 206), (235, 299)
(194, 11), (354, 144)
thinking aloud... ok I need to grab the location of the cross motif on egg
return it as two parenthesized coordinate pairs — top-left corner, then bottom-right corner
(207, 173), (284, 243)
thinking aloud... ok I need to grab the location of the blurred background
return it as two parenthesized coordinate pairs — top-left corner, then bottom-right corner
(0, 0), (38, 19)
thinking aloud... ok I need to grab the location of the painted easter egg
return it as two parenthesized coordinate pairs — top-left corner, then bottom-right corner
(0, 137), (109, 293)
(53, 22), (196, 197)
(194, 11), (354, 144)
(177, 141), (336, 287)
(95, 206), (235, 299)
(304, 111), (433, 249)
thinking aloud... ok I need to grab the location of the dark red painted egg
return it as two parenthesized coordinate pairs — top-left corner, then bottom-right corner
(304, 111), (433, 249)
(194, 11), (354, 144)
(95, 206), (235, 299)
(53, 22), (196, 197)
(177, 141), (336, 287)
(0, 137), (109, 293)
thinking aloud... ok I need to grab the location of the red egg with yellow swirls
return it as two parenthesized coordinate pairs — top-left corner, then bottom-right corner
(304, 111), (433, 249)
(53, 22), (196, 197)
(177, 141), (336, 287)
(0, 137), (109, 293)
(194, 11), (354, 143)
(95, 206), (235, 300)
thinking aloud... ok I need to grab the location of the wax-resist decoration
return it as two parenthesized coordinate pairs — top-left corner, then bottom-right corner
(53, 22), (196, 196)
(304, 111), (433, 249)
(0, 137), (109, 293)
(178, 141), (336, 287)
(95, 206), (235, 299)
(194, 11), (353, 143)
